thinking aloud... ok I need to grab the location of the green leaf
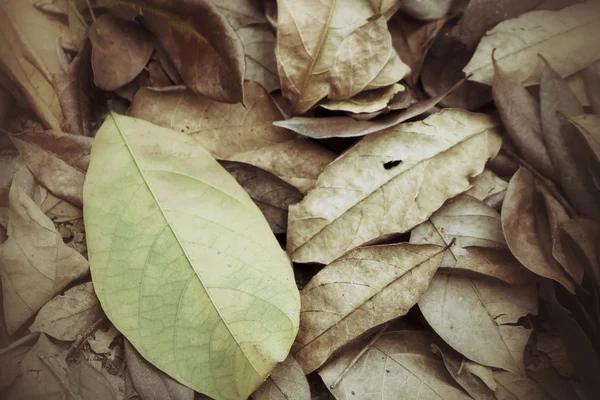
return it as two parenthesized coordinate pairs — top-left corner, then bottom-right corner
(83, 113), (300, 400)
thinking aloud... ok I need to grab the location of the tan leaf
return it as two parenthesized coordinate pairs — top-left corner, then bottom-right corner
(0, 182), (89, 334)
(464, 1), (600, 86)
(124, 340), (194, 400)
(464, 169), (508, 209)
(287, 109), (501, 264)
(320, 83), (405, 114)
(220, 161), (303, 234)
(88, 325), (119, 355)
(419, 271), (538, 374)
(558, 218), (600, 287)
(89, 14), (154, 91)
(211, 0), (265, 29)
(237, 24), (279, 92)
(276, 1), (409, 114)
(0, 336), (33, 389)
(293, 243), (444, 373)
(319, 330), (471, 400)
(492, 56), (555, 180)
(0, 0), (69, 131)
(410, 195), (533, 284)
(502, 168), (577, 292)
(105, 0), (245, 103)
(10, 130), (93, 207)
(569, 114), (600, 162)
(29, 282), (102, 341)
(68, 358), (118, 400)
(40, 190), (83, 223)
(540, 61), (600, 220)
(399, 0), (455, 20)
(252, 354), (310, 400)
(129, 83), (335, 193)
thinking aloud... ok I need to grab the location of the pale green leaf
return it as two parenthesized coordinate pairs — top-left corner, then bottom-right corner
(83, 113), (300, 400)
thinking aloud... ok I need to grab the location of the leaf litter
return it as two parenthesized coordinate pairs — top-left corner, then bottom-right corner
(0, 1), (599, 400)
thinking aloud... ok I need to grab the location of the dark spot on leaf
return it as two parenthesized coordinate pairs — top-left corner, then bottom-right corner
(386, 369), (390, 373)
(352, 391), (355, 395)
(383, 160), (402, 170)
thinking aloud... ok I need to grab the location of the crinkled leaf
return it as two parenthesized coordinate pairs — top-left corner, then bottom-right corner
(105, 0), (245, 103)
(83, 113), (300, 400)
(419, 271), (538, 374)
(287, 109), (501, 264)
(29, 282), (102, 341)
(252, 354), (310, 400)
(130, 83), (335, 193)
(464, 2), (600, 86)
(294, 243), (443, 373)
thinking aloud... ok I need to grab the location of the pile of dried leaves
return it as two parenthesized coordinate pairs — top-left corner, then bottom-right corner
(1, 0), (599, 399)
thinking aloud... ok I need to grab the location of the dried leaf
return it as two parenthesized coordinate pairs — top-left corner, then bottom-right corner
(220, 161), (302, 234)
(10, 130), (93, 207)
(558, 218), (600, 288)
(29, 282), (102, 341)
(420, 271), (538, 374)
(464, 2), (600, 86)
(40, 190), (83, 222)
(88, 325), (119, 354)
(0, 339), (32, 389)
(540, 62), (600, 220)
(492, 56), (555, 180)
(410, 195), (533, 284)
(502, 168), (577, 292)
(287, 109), (501, 264)
(276, 2), (409, 114)
(68, 358), (118, 400)
(464, 169), (508, 209)
(124, 340), (193, 400)
(237, 24), (279, 92)
(568, 114), (600, 162)
(105, 0), (245, 103)
(320, 84), (405, 114)
(0, 182), (89, 334)
(252, 354), (310, 400)
(211, 0), (265, 29)
(582, 61), (600, 115)
(431, 344), (497, 400)
(130, 83), (335, 193)
(294, 243), (443, 373)
(89, 14), (154, 91)
(493, 371), (558, 400)
(319, 330), (471, 400)
(273, 79), (464, 139)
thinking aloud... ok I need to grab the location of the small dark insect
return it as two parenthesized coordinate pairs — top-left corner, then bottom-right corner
(383, 160), (402, 170)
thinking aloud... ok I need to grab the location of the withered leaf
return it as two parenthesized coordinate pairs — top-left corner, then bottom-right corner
(29, 282), (102, 341)
(10, 130), (93, 207)
(558, 218), (600, 288)
(237, 24), (279, 92)
(319, 83), (405, 115)
(293, 243), (443, 373)
(105, 0), (245, 103)
(130, 83), (335, 193)
(276, 1), (409, 114)
(89, 13), (154, 91)
(211, 0), (265, 29)
(502, 168), (577, 292)
(287, 109), (501, 264)
(464, 169), (508, 209)
(419, 271), (538, 375)
(252, 354), (310, 400)
(464, 2), (600, 86)
(68, 358), (118, 400)
(540, 61), (600, 220)
(410, 195), (533, 285)
(568, 114), (600, 163)
(494, 371), (560, 400)
(220, 161), (302, 234)
(124, 340), (194, 400)
(582, 61), (600, 115)
(492, 56), (555, 180)
(0, 182), (89, 335)
(319, 330), (471, 400)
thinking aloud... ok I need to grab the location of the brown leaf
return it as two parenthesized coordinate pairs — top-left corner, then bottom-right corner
(320, 83), (405, 114)
(273, 79), (464, 139)
(89, 14), (154, 91)
(29, 282), (102, 341)
(287, 109), (501, 264)
(293, 243), (444, 373)
(568, 114), (600, 163)
(502, 168), (577, 292)
(252, 354), (310, 400)
(540, 61), (600, 220)
(146, 60), (173, 87)
(492, 56), (555, 180)
(211, 0), (265, 29)
(582, 61), (600, 115)
(124, 340), (194, 400)
(0, 182), (89, 335)
(88, 325), (119, 355)
(0, 337), (33, 389)
(40, 190), (83, 223)
(276, 2), (409, 114)
(10, 130), (93, 207)
(419, 271), (538, 374)
(388, 12), (445, 86)
(68, 358), (118, 400)
(237, 24), (279, 92)
(410, 195), (533, 284)
(105, 0), (245, 103)
(558, 218), (600, 288)
(54, 42), (94, 136)
(130, 83), (335, 193)
(431, 344), (497, 400)
(493, 371), (560, 400)
(220, 161), (302, 234)
(319, 329), (471, 400)
(464, 169), (508, 209)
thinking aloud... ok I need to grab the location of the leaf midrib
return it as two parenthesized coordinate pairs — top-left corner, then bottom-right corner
(108, 113), (262, 377)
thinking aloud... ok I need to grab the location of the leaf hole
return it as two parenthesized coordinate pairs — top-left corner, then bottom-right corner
(383, 160), (402, 170)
